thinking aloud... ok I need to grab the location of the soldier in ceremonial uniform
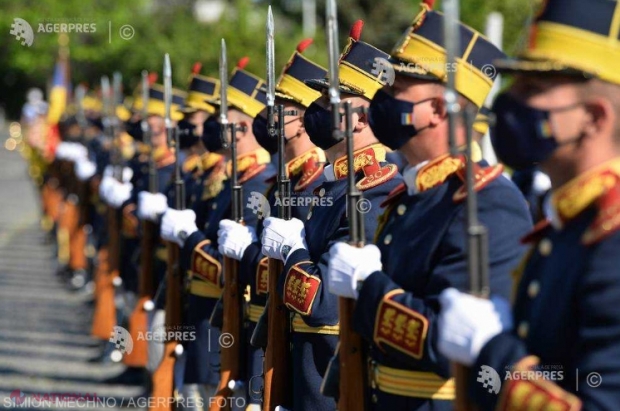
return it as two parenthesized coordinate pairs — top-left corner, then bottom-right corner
(438, 0), (620, 409)
(103, 84), (186, 301)
(137, 71), (223, 404)
(324, 3), (533, 410)
(259, 21), (403, 411)
(159, 59), (276, 400)
(215, 39), (328, 409)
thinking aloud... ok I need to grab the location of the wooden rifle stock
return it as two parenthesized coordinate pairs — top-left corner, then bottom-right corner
(127, 69), (156, 368)
(150, 241), (182, 411)
(210, 256), (241, 411)
(337, 297), (366, 411)
(263, 258), (291, 410)
(91, 206), (120, 339)
(124, 219), (157, 367)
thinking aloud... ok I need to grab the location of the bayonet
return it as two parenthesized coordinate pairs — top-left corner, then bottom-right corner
(444, 0), (460, 156)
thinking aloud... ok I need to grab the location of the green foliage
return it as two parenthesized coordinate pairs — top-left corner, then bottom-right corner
(0, 0), (532, 119)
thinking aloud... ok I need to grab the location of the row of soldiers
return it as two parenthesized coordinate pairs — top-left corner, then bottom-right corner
(29, 0), (620, 409)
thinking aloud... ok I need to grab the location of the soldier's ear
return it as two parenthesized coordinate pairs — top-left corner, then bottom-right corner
(428, 97), (446, 127)
(583, 97), (614, 140)
(354, 106), (369, 132)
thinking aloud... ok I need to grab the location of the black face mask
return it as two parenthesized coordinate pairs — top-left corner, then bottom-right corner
(201, 116), (224, 152)
(369, 89), (431, 150)
(252, 114), (277, 154)
(491, 92), (584, 170)
(177, 119), (199, 149)
(304, 102), (341, 150)
(125, 119), (144, 141)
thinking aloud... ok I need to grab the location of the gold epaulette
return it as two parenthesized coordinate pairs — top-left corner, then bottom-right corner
(453, 162), (504, 203)
(228, 148), (272, 184)
(201, 152), (224, 171)
(153, 147), (175, 169)
(582, 182), (620, 245)
(182, 153), (202, 174)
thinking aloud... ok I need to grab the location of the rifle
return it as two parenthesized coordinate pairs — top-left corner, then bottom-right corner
(210, 38), (244, 411)
(320, 1), (368, 409)
(151, 54), (186, 411)
(91, 75), (121, 340)
(262, 7), (295, 410)
(442, 1), (489, 409)
(125, 71), (155, 368)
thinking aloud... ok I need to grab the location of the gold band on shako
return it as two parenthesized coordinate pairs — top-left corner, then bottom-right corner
(133, 84), (186, 121)
(495, 0), (620, 87)
(391, 2), (505, 108)
(227, 57), (267, 118)
(183, 74), (220, 114)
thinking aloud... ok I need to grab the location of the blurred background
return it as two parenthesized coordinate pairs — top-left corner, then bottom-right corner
(1, 0), (534, 121)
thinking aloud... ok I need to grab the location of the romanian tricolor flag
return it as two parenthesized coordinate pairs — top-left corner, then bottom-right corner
(44, 45), (70, 160)
(47, 52), (70, 125)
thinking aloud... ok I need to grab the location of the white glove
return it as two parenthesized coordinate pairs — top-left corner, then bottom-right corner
(261, 217), (307, 263)
(106, 180), (133, 209)
(327, 243), (382, 299)
(75, 158), (97, 181)
(438, 288), (513, 366)
(54, 142), (73, 160)
(217, 220), (257, 261)
(137, 192), (169, 222)
(58, 142), (88, 162)
(160, 208), (198, 247)
(99, 175), (115, 203)
(103, 165), (134, 183)
(70, 143), (88, 161)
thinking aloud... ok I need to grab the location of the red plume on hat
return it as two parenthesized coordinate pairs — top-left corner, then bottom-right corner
(350, 20), (364, 41)
(191, 62), (202, 75)
(237, 57), (250, 70)
(423, 0), (435, 8)
(147, 72), (158, 85)
(297, 38), (314, 53)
